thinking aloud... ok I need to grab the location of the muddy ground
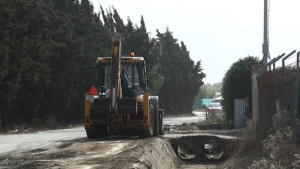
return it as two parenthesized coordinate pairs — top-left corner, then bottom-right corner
(0, 129), (181, 169)
(0, 128), (241, 169)
(1, 110), (296, 169)
(0, 135), (180, 169)
(0, 112), (243, 169)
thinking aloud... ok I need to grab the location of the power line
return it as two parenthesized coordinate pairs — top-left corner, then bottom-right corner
(30, 0), (108, 32)
(31, 0), (77, 19)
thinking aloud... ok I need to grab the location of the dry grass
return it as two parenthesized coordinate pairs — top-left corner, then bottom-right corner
(219, 116), (300, 169)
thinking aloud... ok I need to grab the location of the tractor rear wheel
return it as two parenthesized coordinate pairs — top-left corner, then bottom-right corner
(139, 105), (154, 138)
(153, 109), (159, 136)
(86, 128), (99, 139)
(86, 125), (109, 139)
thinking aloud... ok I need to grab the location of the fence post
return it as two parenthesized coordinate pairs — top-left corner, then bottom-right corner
(0, 115), (2, 131)
(251, 66), (263, 131)
(297, 52), (300, 119)
(282, 51), (297, 81)
(294, 52), (300, 143)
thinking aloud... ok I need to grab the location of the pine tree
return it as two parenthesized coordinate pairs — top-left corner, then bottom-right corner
(156, 29), (205, 114)
(112, 8), (126, 34)
(0, 0), (205, 130)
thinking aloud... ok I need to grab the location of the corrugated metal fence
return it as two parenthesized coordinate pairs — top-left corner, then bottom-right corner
(251, 50), (300, 139)
(234, 99), (248, 128)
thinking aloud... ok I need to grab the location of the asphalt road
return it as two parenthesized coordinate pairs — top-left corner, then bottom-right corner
(163, 111), (206, 125)
(0, 127), (178, 168)
(0, 111), (206, 155)
(0, 111), (223, 169)
(0, 127), (85, 154)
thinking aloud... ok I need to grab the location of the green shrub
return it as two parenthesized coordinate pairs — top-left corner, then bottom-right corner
(221, 56), (261, 128)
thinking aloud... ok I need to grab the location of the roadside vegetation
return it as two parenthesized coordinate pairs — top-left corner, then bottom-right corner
(221, 56), (261, 128)
(219, 111), (300, 169)
(197, 83), (222, 99)
(0, 0), (205, 131)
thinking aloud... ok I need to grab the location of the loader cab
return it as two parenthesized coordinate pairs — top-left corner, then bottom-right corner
(95, 57), (147, 98)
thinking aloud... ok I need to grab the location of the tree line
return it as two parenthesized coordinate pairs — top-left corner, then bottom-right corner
(0, 0), (205, 130)
(196, 83), (222, 99)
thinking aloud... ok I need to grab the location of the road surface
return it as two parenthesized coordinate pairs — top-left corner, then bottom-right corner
(0, 111), (206, 155)
(0, 111), (223, 169)
(0, 127), (178, 169)
(164, 111), (206, 125)
(0, 127), (85, 154)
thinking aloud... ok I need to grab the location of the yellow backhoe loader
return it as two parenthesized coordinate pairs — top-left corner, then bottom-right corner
(84, 39), (164, 138)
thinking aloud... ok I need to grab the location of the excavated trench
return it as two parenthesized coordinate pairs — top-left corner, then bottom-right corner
(168, 135), (240, 164)
(142, 133), (241, 169)
(129, 134), (241, 169)
(161, 122), (242, 166)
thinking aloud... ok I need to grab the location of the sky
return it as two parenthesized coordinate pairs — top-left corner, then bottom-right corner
(90, 0), (300, 84)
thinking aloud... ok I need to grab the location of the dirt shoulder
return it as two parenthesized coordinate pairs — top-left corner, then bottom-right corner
(218, 127), (300, 169)
(0, 113), (244, 169)
(0, 135), (179, 169)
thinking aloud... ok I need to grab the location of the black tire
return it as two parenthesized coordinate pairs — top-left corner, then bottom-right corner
(158, 109), (164, 135)
(99, 124), (109, 137)
(86, 128), (99, 139)
(86, 125), (109, 139)
(139, 129), (150, 138)
(153, 109), (159, 136)
(139, 105), (154, 138)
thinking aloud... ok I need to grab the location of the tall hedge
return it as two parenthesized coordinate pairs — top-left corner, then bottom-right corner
(221, 56), (261, 128)
(0, 0), (205, 130)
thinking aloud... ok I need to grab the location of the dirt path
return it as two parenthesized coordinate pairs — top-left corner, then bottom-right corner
(0, 126), (180, 169)
(0, 134), (179, 169)
(0, 112), (241, 169)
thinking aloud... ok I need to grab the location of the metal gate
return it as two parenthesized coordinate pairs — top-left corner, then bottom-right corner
(234, 99), (248, 128)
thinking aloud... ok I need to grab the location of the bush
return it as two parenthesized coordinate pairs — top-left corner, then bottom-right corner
(221, 56), (261, 128)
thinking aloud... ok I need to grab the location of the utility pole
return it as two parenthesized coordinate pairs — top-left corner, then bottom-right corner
(262, 0), (270, 66)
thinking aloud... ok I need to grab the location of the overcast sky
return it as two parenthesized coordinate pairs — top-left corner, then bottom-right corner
(90, 0), (300, 84)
